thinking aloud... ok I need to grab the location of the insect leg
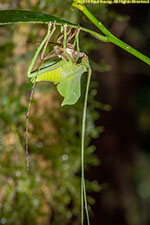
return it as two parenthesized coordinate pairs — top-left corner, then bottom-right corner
(63, 24), (67, 52)
(27, 22), (52, 78)
(56, 33), (64, 44)
(42, 50), (59, 60)
(57, 26), (72, 44)
(66, 26), (73, 43)
(66, 28), (78, 43)
(74, 28), (81, 62)
(41, 21), (56, 61)
(62, 24), (73, 61)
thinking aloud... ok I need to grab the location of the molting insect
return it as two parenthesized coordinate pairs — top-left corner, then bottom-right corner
(26, 21), (91, 225)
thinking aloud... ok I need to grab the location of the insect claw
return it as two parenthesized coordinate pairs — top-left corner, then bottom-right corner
(48, 21), (52, 29)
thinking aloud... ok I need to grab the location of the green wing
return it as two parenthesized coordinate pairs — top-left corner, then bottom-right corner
(56, 58), (89, 106)
(57, 73), (82, 106)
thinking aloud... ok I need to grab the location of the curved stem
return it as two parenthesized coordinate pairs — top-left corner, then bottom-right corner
(72, 0), (150, 66)
(80, 26), (108, 43)
(62, 23), (109, 43)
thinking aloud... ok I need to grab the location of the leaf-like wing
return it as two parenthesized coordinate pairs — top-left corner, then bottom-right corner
(57, 73), (82, 106)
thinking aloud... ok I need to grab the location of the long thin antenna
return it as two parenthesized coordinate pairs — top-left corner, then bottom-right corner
(25, 22), (54, 172)
(81, 67), (91, 225)
(26, 40), (60, 45)
(25, 80), (36, 172)
(25, 58), (45, 172)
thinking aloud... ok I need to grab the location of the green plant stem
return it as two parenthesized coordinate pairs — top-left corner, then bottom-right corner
(72, 0), (150, 66)
(81, 67), (91, 225)
(80, 26), (108, 43)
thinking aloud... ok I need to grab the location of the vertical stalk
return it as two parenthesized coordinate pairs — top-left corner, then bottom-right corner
(81, 67), (91, 225)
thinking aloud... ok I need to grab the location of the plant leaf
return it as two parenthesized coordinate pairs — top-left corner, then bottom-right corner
(0, 10), (77, 26)
(57, 73), (82, 106)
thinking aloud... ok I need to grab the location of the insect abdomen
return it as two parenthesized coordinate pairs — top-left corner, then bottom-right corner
(36, 69), (63, 83)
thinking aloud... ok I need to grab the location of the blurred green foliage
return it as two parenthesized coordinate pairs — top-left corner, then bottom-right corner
(1, 1), (149, 225)
(0, 0), (109, 224)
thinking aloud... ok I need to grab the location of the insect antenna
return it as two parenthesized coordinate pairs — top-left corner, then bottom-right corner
(26, 40), (61, 45)
(25, 22), (57, 172)
(25, 79), (36, 172)
(25, 60), (44, 172)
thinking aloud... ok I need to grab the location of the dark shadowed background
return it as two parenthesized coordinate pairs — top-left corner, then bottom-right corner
(0, 1), (150, 225)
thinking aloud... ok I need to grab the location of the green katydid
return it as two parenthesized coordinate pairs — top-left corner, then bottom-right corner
(26, 21), (91, 225)
(29, 57), (89, 106)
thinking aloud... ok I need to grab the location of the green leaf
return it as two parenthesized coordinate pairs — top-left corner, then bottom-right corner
(0, 10), (76, 26)
(57, 73), (82, 106)
(0, 10), (108, 44)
